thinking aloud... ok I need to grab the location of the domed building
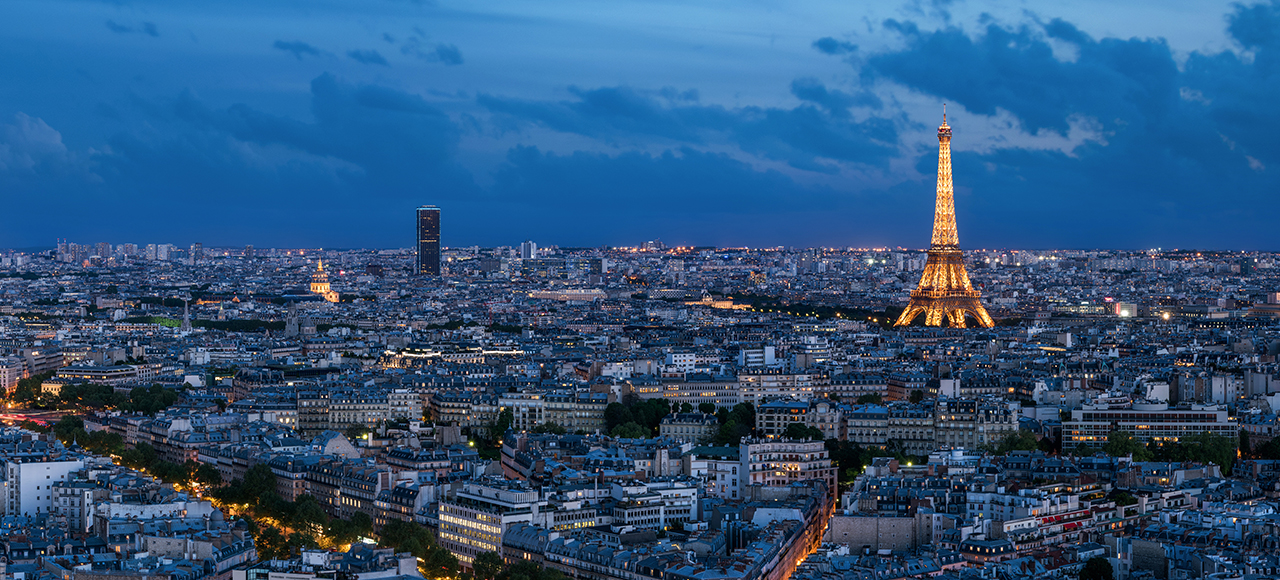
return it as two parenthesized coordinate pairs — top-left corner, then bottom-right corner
(310, 260), (340, 303)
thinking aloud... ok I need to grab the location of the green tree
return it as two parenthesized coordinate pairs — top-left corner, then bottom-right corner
(473, 551), (504, 580)
(497, 559), (567, 580)
(493, 408), (513, 438)
(855, 393), (883, 404)
(291, 494), (329, 536)
(531, 422), (567, 435)
(52, 415), (84, 441)
(1103, 430), (1151, 461)
(11, 371), (54, 405)
(345, 424), (371, 441)
(610, 422), (648, 439)
(241, 464), (279, 507)
(989, 430), (1040, 454)
(604, 403), (634, 432)
(194, 463), (222, 486)
(1183, 431), (1236, 475)
(784, 422), (825, 440)
(120, 442), (157, 469)
(698, 403), (716, 414)
(256, 526), (289, 560)
(908, 390), (925, 404)
(1080, 556), (1113, 580)
(1112, 491), (1138, 507)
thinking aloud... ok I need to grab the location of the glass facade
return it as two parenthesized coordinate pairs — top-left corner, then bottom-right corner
(417, 206), (440, 276)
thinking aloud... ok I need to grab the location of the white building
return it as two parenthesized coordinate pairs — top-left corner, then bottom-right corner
(520, 241), (538, 260)
(439, 480), (543, 569)
(5, 457), (85, 516)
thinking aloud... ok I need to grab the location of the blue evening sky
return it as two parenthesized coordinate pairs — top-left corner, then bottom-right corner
(0, 0), (1275, 250)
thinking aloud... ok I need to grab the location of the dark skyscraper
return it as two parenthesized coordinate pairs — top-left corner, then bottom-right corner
(416, 206), (441, 276)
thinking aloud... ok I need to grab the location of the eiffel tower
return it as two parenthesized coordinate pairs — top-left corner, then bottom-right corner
(895, 107), (994, 329)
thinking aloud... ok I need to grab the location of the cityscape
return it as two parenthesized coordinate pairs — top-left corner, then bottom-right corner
(2, 2), (1279, 580)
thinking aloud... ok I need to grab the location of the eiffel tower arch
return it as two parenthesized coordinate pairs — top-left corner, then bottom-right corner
(895, 108), (994, 329)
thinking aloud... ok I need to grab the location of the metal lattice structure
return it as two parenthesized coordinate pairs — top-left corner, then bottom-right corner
(895, 109), (995, 329)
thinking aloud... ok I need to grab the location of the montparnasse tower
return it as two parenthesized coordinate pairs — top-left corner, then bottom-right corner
(894, 106), (994, 328)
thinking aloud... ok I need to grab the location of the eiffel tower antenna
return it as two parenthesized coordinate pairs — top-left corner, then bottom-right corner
(894, 107), (995, 329)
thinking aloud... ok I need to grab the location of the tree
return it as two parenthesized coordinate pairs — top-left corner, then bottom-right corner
(194, 463), (222, 486)
(610, 422), (647, 439)
(1112, 491), (1137, 507)
(473, 551), (504, 580)
(855, 393), (883, 404)
(10, 371), (54, 405)
(120, 442), (157, 469)
(908, 390), (925, 404)
(1080, 556), (1113, 580)
(679, 402), (694, 414)
(604, 403), (634, 432)
(52, 415), (84, 441)
(290, 495), (329, 537)
(989, 430), (1040, 454)
(1103, 430), (1151, 461)
(531, 422), (567, 435)
(698, 403), (716, 414)
(494, 408), (513, 437)
(345, 425), (370, 441)
(784, 422), (825, 440)
(497, 561), (567, 580)
(256, 526), (289, 559)
(242, 464), (280, 506)
(1183, 431), (1237, 475)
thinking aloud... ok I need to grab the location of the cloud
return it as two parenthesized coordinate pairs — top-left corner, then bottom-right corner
(790, 77), (882, 116)
(432, 43), (463, 65)
(812, 37), (857, 55)
(105, 20), (159, 37)
(826, 1), (1280, 248)
(478, 84), (898, 171)
(273, 40), (323, 60)
(347, 49), (389, 66)
(0, 113), (76, 172)
(30, 74), (480, 246)
(400, 37), (465, 65)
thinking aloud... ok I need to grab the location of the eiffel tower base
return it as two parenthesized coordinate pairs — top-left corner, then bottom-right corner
(895, 297), (994, 328)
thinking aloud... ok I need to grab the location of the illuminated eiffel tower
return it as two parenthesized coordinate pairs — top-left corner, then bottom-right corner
(895, 107), (994, 329)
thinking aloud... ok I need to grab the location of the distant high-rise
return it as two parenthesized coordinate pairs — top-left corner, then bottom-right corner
(244, 245), (255, 259)
(190, 242), (203, 262)
(416, 206), (441, 276)
(520, 240), (538, 260)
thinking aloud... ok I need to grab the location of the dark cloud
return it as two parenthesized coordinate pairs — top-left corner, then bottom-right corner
(0, 114), (87, 175)
(38, 74), (477, 246)
(812, 37), (857, 55)
(273, 40), (323, 60)
(790, 77), (882, 116)
(433, 43), (463, 65)
(838, 1), (1280, 248)
(347, 49), (389, 66)
(478, 84), (897, 171)
(105, 20), (131, 34)
(399, 36), (464, 65)
(142, 22), (159, 37)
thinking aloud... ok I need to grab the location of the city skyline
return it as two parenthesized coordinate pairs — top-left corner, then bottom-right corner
(1, 0), (1278, 250)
